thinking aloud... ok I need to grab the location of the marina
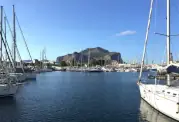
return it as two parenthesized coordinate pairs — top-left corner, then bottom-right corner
(1, 0), (179, 122)
(0, 5), (56, 96)
(0, 71), (177, 122)
(137, 0), (179, 121)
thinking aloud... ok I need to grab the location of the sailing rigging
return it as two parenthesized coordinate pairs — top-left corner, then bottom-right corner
(138, 0), (179, 121)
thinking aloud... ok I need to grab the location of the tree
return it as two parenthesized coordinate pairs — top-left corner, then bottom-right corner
(34, 59), (41, 66)
(46, 63), (52, 68)
(60, 61), (67, 67)
(96, 59), (105, 66)
(71, 59), (78, 66)
(91, 59), (97, 66)
(88, 59), (106, 66)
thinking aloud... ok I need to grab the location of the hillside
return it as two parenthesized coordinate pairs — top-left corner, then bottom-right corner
(56, 47), (123, 64)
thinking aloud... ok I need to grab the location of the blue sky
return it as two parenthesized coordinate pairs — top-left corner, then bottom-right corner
(2, 0), (179, 63)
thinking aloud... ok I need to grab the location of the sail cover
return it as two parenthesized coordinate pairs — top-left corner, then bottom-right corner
(166, 64), (179, 74)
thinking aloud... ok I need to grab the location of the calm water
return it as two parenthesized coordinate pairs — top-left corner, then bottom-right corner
(0, 72), (177, 122)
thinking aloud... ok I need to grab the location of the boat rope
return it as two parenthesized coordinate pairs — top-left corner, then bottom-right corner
(16, 46), (25, 73)
(3, 11), (16, 68)
(0, 31), (18, 82)
(15, 14), (36, 70)
(3, 10), (25, 73)
(0, 30), (14, 69)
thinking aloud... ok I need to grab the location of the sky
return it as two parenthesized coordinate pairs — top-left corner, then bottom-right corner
(1, 0), (179, 63)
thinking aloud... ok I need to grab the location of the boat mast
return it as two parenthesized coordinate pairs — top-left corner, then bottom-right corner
(166, 0), (171, 86)
(118, 54), (119, 63)
(74, 53), (76, 66)
(40, 51), (41, 68)
(88, 48), (90, 67)
(0, 6), (3, 64)
(81, 50), (83, 67)
(139, 0), (154, 81)
(42, 48), (44, 68)
(15, 14), (36, 69)
(13, 5), (16, 68)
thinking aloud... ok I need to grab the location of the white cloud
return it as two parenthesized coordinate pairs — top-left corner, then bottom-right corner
(116, 30), (136, 36)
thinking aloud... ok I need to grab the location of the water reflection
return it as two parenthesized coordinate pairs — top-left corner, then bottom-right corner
(139, 99), (177, 122)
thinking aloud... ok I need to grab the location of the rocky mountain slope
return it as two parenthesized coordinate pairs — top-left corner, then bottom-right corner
(56, 47), (123, 64)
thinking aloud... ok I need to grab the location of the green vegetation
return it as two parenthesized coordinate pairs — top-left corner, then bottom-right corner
(90, 59), (105, 66)
(60, 59), (105, 67)
(60, 61), (68, 67)
(34, 59), (41, 67)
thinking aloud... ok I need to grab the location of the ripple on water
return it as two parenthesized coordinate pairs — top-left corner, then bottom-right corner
(0, 72), (176, 122)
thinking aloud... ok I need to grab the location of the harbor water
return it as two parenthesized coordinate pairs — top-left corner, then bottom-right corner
(0, 72), (177, 122)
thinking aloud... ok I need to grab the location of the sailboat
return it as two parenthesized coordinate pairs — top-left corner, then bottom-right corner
(39, 48), (52, 72)
(0, 6), (19, 96)
(138, 0), (179, 121)
(12, 5), (37, 80)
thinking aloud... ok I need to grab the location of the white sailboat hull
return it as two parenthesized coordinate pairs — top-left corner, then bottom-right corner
(0, 84), (18, 97)
(125, 69), (130, 72)
(10, 73), (26, 82)
(138, 83), (179, 121)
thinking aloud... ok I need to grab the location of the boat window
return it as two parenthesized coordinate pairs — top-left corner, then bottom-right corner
(173, 93), (177, 96)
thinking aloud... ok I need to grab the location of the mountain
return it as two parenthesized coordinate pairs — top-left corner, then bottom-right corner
(56, 47), (123, 64)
